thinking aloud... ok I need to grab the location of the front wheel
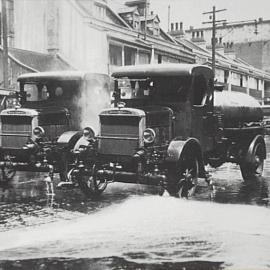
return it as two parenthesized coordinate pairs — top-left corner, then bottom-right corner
(78, 165), (107, 198)
(240, 142), (265, 180)
(166, 155), (199, 198)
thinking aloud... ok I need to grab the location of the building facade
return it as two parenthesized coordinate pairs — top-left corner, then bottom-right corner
(177, 38), (270, 105)
(5, 0), (195, 77)
(181, 19), (270, 72)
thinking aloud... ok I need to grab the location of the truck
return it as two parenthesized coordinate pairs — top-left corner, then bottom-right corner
(262, 105), (270, 134)
(0, 71), (110, 183)
(60, 64), (266, 198)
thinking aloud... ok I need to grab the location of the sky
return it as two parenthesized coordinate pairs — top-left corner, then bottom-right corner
(149, 0), (270, 31)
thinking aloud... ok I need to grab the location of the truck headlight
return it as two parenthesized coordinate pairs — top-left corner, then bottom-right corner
(83, 127), (95, 140)
(143, 128), (156, 144)
(33, 126), (45, 138)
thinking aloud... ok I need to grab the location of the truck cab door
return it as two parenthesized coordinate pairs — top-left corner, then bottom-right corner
(191, 75), (215, 152)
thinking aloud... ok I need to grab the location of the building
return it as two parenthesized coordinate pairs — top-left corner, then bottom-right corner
(173, 37), (270, 105)
(182, 19), (270, 72)
(1, 0), (195, 85)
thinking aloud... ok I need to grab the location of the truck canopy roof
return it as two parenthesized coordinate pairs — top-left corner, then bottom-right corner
(17, 71), (108, 83)
(112, 64), (213, 78)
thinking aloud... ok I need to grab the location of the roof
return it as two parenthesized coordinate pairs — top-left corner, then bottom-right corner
(140, 14), (160, 22)
(117, 6), (138, 14)
(8, 48), (74, 72)
(112, 63), (212, 77)
(18, 71), (108, 82)
(179, 39), (210, 54)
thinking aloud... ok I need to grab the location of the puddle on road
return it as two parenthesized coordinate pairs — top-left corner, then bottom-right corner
(0, 137), (269, 270)
(0, 195), (270, 269)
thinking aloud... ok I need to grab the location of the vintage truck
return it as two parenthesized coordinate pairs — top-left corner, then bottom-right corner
(0, 71), (110, 182)
(59, 64), (266, 198)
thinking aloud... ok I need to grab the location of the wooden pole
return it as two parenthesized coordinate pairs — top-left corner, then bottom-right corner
(1, 0), (9, 89)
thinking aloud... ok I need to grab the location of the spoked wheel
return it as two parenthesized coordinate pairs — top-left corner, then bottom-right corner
(166, 155), (199, 198)
(240, 142), (265, 180)
(1, 166), (16, 183)
(78, 165), (107, 198)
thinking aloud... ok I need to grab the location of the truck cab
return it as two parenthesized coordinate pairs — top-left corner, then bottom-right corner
(0, 71), (110, 182)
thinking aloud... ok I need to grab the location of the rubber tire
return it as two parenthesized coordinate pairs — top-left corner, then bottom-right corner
(166, 155), (199, 198)
(240, 142), (265, 180)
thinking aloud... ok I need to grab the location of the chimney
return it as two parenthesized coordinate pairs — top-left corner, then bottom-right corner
(180, 22), (183, 30)
(175, 22), (178, 30)
(47, 0), (59, 55)
(171, 23), (174, 31)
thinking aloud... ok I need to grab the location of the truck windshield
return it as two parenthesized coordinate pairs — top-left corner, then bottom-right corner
(21, 80), (80, 102)
(116, 76), (192, 102)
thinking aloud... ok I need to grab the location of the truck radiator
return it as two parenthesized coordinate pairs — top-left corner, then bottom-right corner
(98, 116), (140, 156)
(1, 116), (32, 148)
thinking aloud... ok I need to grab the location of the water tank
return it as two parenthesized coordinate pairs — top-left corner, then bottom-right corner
(214, 91), (263, 128)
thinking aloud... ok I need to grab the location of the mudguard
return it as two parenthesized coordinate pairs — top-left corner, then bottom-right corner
(167, 137), (205, 178)
(245, 135), (266, 163)
(57, 131), (82, 148)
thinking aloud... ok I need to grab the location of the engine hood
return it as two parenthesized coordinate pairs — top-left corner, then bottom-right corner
(100, 106), (173, 130)
(1, 106), (69, 117)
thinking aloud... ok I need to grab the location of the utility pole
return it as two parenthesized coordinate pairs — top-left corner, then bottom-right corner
(144, 0), (148, 40)
(167, 5), (171, 32)
(1, 0), (9, 89)
(203, 6), (226, 78)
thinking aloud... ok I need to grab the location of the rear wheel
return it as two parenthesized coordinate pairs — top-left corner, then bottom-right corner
(240, 142), (265, 180)
(78, 165), (107, 198)
(166, 155), (199, 198)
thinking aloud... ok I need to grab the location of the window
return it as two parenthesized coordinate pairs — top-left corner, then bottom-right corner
(138, 51), (150, 64)
(192, 75), (207, 106)
(117, 76), (192, 102)
(22, 81), (80, 102)
(94, 4), (105, 19)
(224, 70), (229, 84)
(124, 46), (136, 66)
(23, 84), (48, 101)
(158, 55), (162, 64)
(109, 44), (122, 66)
(240, 75), (243, 87)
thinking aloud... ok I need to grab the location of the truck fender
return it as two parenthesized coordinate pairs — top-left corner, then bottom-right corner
(167, 137), (205, 178)
(57, 131), (82, 149)
(245, 135), (266, 163)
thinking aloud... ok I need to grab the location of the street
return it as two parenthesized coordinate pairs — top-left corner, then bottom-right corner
(0, 136), (269, 270)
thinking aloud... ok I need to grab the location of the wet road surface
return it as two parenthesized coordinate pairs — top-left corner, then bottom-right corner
(0, 136), (270, 270)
